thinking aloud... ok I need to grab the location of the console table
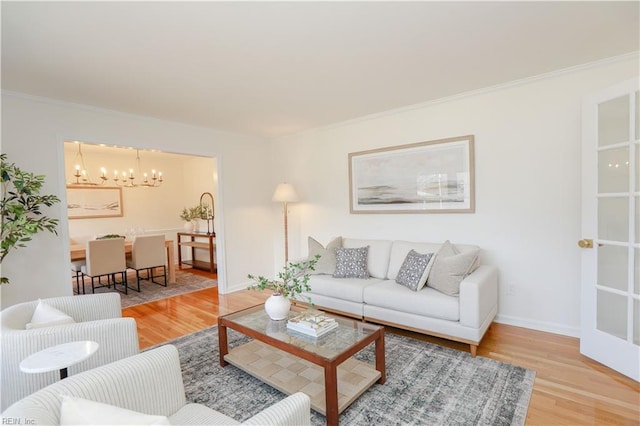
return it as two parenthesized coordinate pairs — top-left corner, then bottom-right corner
(177, 232), (216, 273)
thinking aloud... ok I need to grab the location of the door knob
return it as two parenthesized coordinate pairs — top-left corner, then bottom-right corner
(578, 239), (594, 249)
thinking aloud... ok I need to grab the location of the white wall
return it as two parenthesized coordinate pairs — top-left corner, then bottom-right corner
(271, 55), (639, 337)
(0, 94), (275, 308)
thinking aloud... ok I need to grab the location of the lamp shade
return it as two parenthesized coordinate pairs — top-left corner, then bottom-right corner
(272, 183), (299, 203)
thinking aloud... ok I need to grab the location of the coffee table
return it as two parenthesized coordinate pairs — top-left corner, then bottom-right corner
(218, 305), (385, 426)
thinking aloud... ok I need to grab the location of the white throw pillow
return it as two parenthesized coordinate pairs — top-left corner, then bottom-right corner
(60, 395), (171, 425)
(26, 300), (76, 330)
(308, 236), (342, 274)
(426, 241), (480, 296)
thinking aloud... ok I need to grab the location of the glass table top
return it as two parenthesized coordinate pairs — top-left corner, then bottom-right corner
(222, 305), (383, 359)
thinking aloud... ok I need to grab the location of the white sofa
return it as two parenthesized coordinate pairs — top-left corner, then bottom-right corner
(2, 344), (311, 425)
(0, 293), (139, 410)
(297, 238), (498, 357)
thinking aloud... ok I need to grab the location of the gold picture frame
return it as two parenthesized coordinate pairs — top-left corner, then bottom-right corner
(349, 135), (475, 214)
(67, 186), (123, 219)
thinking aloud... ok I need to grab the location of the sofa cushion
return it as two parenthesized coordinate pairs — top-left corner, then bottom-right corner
(427, 241), (480, 296)
(363, 280), (459, 321)
(333, 247), (370, 279)
(395, 250), (435, 291)
(60, 395), (171, 425)
(307, 275), (384, 303)
(387, 241), (442, 280)
(308, 236), (342, 275)
(343, 238), (393, 279)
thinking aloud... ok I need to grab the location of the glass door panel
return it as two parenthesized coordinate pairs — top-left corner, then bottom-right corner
(598, 96), (630, 146)
(596, 290), (628, 339)
(597, 245), (628, 291)
(598, 198), (628, 241)
(598, 147), (629, 192)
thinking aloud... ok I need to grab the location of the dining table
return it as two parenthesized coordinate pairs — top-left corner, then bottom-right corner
(70, 239), (176, 284)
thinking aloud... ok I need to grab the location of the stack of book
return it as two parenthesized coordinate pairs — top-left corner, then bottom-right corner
(286, 312), (338, 337)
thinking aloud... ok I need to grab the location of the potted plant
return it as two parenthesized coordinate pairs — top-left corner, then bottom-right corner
(248, 254), (321, 320)
(180, 205), (211, 232)
(180, 207), (195, 231)
(1, 154), (60, 284)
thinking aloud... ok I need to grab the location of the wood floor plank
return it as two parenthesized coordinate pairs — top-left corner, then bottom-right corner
(122, 285), (640, 425)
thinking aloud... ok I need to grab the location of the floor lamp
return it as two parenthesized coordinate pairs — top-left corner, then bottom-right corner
(272, 183), (298, 263)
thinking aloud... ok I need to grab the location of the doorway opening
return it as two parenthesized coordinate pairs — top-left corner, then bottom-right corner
(63, 140), (221, 303)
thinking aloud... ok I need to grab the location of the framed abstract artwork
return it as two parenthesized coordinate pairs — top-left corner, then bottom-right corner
(349, 135), (475, 214)
(67, 186), (123, 219)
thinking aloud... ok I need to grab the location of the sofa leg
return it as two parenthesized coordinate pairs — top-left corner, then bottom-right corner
(470, 344), (477, 357)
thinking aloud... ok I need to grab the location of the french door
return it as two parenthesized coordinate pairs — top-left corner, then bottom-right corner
(580, 78), (639, 381)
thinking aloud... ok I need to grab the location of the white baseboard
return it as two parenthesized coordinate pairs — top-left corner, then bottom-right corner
(494, 314), (580, 338)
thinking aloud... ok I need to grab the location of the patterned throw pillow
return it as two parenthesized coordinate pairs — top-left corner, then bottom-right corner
(308, 236), (342, 275)
(333, 246), (370, 279)
(395, 250), (435, 291)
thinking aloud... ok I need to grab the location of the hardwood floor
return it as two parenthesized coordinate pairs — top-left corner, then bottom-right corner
(122, 287), (640, 425)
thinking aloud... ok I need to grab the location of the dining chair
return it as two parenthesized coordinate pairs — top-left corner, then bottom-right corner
(70, 237), (88, 295)
(80, 238), (128, 294)
(126, 234), (167, 292)
(70, 260), (86, 294)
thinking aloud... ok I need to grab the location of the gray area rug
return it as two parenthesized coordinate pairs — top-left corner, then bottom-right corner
(78, 270), (216, 308)
(164, 326), (535, 425)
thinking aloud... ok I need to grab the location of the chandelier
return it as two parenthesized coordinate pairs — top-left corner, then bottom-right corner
(70, 143), (163, 188)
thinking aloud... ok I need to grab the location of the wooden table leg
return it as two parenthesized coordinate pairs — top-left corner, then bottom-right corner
(166, 243), (176, 283)
(324, 363), (339, 426)
(375, 330), (386, 384)
(218, 320), (228, 367)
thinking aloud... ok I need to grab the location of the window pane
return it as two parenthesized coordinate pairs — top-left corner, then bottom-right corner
(598, 147), (629, 193)
(599, 96), (630, 147)
(598, 197), (628, 242)
(636, 196), (639, 244)
(597, 289), (627, 340)
(634, 298), (640, 345)
(598, 244), (628, 291)
(635, 144), (640, 192)
(635, 248), (639, 296)
(635, 91), (639, 140)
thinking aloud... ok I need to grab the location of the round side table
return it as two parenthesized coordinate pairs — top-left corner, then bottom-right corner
(20, 341), (99, 380)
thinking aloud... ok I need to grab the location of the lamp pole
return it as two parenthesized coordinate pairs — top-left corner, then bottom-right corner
(272, 183), (298, 265)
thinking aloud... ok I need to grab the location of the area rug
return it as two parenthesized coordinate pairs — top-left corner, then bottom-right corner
(163, 326), (535, 425)
(77, 270), (217, 308)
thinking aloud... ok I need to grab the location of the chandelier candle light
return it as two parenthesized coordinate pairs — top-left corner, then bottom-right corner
(70, 143), (163, 188)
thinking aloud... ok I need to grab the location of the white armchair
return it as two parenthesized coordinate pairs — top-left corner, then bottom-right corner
(2, 344), (311, 425)
(0, 293), (139, 410)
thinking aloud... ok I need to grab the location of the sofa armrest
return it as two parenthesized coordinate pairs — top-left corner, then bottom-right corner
(2, 345), (186, 421)
(243, 392), (311, 426)
(459, 265), (498, 329)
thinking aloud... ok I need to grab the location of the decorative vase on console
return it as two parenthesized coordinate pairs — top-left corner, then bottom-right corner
(248, 254), (321, 321)
(183, 221), (194, 232)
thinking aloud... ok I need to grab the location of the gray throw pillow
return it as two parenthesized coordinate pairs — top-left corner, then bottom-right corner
(395, 250), (435, 291)
(308, 236), (342, 275)
(333, 246), (369, 279)
(427, 241), (480, 296)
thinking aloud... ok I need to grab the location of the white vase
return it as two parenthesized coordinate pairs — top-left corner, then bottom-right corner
(183, 221), (194, 232)
(264, 294), (291, 321)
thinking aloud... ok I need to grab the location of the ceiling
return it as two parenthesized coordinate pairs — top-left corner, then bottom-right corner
(2, 1), (638, 139)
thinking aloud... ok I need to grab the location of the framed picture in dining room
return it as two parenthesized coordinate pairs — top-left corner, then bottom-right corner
(349, 135), (475, 214)
(67, 186), (123, 219)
